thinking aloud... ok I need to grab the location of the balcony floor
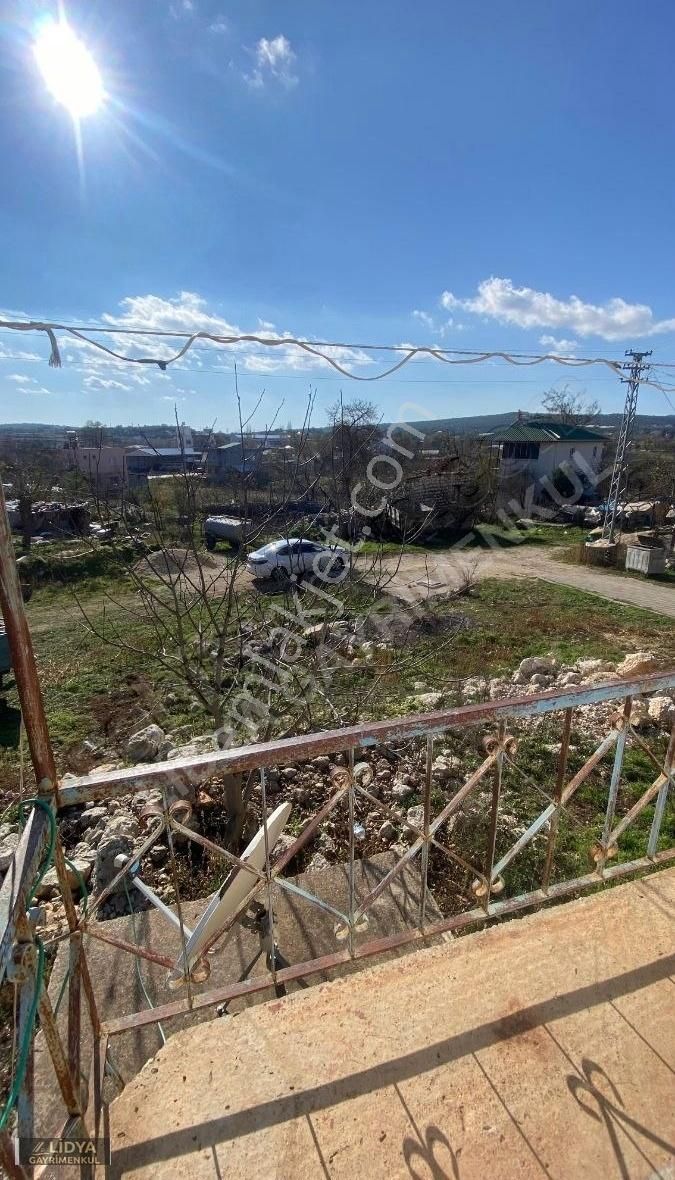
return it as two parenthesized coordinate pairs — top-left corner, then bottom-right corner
(108, 867), (675, 1179)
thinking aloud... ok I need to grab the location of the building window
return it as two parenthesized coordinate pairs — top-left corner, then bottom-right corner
(502, 442), (540, 460)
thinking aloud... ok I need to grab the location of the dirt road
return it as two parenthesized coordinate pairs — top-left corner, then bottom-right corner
(379, 546), (675, 618)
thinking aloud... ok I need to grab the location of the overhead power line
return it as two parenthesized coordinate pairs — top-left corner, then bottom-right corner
(0, 316), (628, 382)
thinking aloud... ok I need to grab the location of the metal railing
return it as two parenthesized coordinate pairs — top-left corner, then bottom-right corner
(0, 479), (674, 1175)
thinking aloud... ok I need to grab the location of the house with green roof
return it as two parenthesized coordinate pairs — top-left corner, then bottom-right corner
(488, 415), (605, 489)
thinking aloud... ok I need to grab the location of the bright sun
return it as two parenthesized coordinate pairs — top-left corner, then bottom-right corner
(34, 20), (103, 119)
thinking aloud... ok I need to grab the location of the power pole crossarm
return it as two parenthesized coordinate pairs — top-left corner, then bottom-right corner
(601, 350), (652, 544)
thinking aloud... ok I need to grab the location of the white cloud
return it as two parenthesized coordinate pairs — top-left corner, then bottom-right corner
(539, 335), (579, 354)
(6, 374), (32, 384)
(439, 277), (675, 342)
(170, 0), (194, 17)
(412, 309), (436, 331)
(3, 292), (372, 401)
(209, 16), (228, 35)
(246, 35), (298, 89)
(98, 291), (372, 375)
(0, 343), (41, 361)
(83, 375), (133, 391)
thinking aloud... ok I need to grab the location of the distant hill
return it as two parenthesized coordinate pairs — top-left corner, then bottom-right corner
(396, 411), (675, 436)
(1, 412), (674, 443)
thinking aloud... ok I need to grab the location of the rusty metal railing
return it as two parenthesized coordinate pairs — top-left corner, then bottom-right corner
(0, 473), (674, 1175)
(62, 669), (675, 1028)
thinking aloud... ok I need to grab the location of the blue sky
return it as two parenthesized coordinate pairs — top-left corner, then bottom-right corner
(2, 0), (675, 428)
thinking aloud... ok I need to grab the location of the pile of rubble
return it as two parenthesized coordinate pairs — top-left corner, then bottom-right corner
(0, 650), (671, 930)
(406, 651), (674, 737)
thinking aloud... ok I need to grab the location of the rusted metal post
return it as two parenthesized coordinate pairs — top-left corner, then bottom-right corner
(481, 723), (505, 912)
(163, 791), (194, 1010)
(0, 1129), (28, 1179)
(68, 933), (82, 1112)
(542, 708), (573, 891)
(348, 748), (356, 956)
(0, 480), (56, 799)
(418, 734), (434, 929)
(0, 480), (101, 1043)
(16, 951), (36, 1144)
(648, 721), (675, 857)
(37, 987), (82, 1116)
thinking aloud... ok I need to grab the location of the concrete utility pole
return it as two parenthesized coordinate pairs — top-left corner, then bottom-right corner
(601, 349), (652, 544)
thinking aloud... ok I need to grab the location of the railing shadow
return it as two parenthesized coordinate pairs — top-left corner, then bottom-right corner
(566, 1058), (675, 1180)
(109, 951), (675, 1176)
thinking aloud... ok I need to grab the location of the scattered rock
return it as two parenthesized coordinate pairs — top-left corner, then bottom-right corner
(629, 700), (650, 730)
(411, 691), (444, 710)
(318, 834), (337, 855)
(518, 656), (557, 679)
(583, 671), (620, 687)
(405, 805), (424, 830)
(90, 762), (122, 776)
(126, 724), (165, 762)
(149, 844), (169, 866)
(378, 820), (396, 841)
(274, 832), (297, 856)
(102, 812), (140, 842)
(647, 696), (675, 730)
(36, 856), (93, 900)
(559, 672), (582, 686)
(78, 805), (108, 831)
(155, 737), (175, 762)
(307, 852), (330, 872)
(93, 835), (134, 895)
(575, 658), (610, 675)
(281, 767), (299, 781)
(616, 652), (658, 678)
(391, 780), (414, 802)
(311, 756), (331, 770)
(0, 832), (20, 872)
(167, 738), (215, 762)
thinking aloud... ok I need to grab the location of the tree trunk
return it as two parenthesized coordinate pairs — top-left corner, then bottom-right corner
(18, 497), (33, 553)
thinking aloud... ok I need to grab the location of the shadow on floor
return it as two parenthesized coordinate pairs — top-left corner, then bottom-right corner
(110, 950), (675, 1176)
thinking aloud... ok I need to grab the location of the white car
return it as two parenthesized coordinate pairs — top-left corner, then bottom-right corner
(246, 538), (349, 581)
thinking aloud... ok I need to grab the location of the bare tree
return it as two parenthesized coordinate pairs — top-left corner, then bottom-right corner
(0, 442), (62, 552)
(74, 394), (472, 848)
(541, 385), (600, 426)
(322, 396), (381, 527)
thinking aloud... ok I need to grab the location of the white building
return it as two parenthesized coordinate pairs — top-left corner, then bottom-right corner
(489, 417), (605, 489)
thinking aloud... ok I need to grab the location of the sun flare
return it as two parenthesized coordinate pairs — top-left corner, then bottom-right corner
(34, 20), (103, 119)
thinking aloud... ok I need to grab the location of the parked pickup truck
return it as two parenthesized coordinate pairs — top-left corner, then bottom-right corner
(204, 516), (251, 552)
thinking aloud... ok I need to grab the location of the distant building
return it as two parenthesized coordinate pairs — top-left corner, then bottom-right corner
(206, 436), (293, 480)
(69, 445), (129, 492)
(488, 417), (605, 488)
(125, 446), (200, 487)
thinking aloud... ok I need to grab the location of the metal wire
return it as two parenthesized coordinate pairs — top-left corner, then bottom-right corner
(0, 316), (627, 381)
